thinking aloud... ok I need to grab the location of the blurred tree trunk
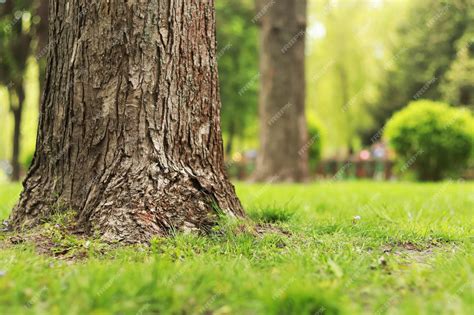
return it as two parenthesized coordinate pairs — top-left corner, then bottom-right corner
(0, 3), (33, 181)
(10, 0), (244, 242)
(254, 0), (309, 182)
(10, 86), (25, 181)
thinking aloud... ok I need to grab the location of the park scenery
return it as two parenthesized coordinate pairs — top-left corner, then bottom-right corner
(0, 0), (473, 314)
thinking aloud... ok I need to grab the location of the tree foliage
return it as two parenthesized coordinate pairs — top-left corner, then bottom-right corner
(0, 0), (34, 88)
(216, 0), (259, 156)
(441, 30), (474, 107)
(306, 0), (407, 156)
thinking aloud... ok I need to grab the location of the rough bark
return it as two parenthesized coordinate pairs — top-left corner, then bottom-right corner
(254, 0), (308, 182)
(10, 0), (244, 243)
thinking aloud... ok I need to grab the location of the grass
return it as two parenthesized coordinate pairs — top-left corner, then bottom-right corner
(0, 180), (473, 314)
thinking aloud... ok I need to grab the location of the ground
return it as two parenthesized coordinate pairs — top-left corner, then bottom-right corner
(0, 181), (473, 314)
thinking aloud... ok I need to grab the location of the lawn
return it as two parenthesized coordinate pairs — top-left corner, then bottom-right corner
(0, 181), (473, 314)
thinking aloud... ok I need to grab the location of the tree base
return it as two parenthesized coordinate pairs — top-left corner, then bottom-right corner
(10, 164), (244, 243)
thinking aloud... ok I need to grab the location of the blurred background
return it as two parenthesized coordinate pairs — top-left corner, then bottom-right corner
(0, 0), (473, 182)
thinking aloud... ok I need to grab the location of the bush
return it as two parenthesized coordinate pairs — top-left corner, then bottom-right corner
(306, 116), (325, 172)
(384, 100), (474, 181)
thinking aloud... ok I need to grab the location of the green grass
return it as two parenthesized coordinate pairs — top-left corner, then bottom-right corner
(0, 181), (473, 314)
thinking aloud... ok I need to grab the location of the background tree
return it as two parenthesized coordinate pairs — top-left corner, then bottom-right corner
(306, 0), (409, 156)
(216, 0), (258, 157)
(0, 0), (35, 181)
(10, 0), (244, 242)
(254, 0), (308, 182)
(365, 0), (471, 144)
(441, 30), (474, 108)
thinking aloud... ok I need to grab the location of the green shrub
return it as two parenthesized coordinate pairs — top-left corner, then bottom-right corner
(384, 100), (474, 181)
(306, 116), (325, 172)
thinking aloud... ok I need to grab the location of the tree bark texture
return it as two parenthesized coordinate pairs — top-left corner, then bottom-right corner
(254, 0), (309, 182)
(10, 0), (244, 242)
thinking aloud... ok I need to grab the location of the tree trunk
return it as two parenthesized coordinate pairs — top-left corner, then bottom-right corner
(254, 0), (308, 182)
(10, 0), (244, 243)
(10, 87), (25, 181)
